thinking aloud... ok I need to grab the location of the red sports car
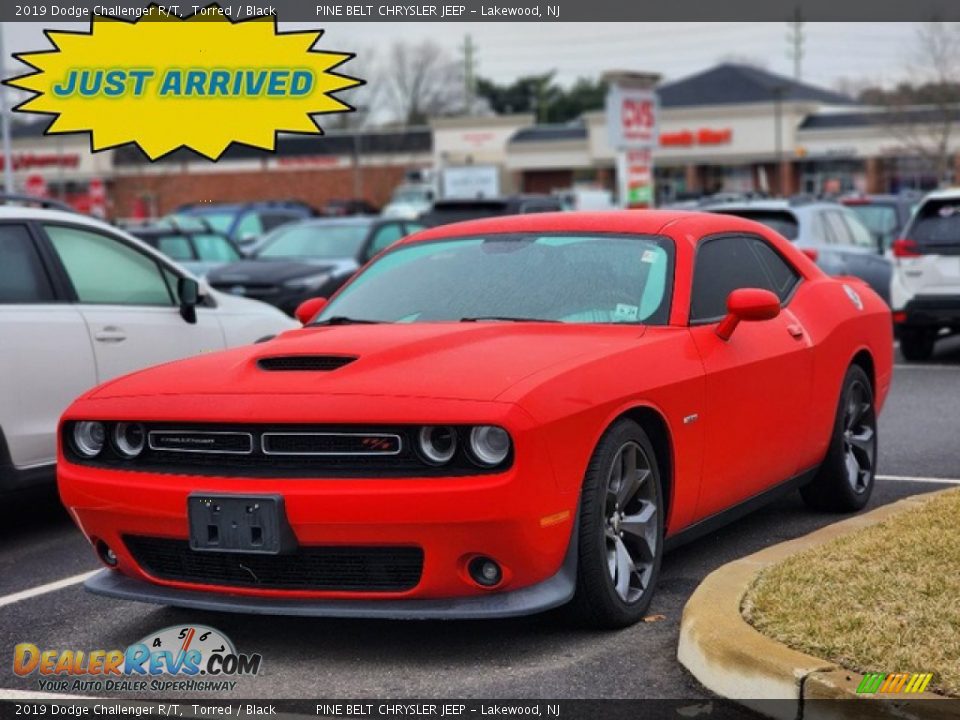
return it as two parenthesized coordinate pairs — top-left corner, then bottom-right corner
(59, 211), (892, 628)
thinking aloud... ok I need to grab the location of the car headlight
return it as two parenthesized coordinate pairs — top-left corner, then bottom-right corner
(469, 426), (511, 467)
(418, 426), (457, 465)
(73, 421), (106, 458)
(113, 422), (146, 458)
(283, 272), (331, 289)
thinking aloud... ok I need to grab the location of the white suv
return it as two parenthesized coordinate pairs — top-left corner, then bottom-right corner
(891, 188), (960, 361)
(0, 201), (298, 492)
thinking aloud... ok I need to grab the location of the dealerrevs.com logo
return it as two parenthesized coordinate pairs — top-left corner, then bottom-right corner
(13, 625), (262, 693)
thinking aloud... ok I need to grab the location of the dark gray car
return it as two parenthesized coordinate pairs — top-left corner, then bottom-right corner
(703, 199), (893, 303)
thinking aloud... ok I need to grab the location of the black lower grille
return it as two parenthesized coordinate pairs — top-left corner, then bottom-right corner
(125, 536), (424, 592)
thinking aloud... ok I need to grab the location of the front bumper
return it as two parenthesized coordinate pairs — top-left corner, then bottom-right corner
(899, 295), (960, 328)
(60, 453), (577, 612)
(84, 526), (577, 619)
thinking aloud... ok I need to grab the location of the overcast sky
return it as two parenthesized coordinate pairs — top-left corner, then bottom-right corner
(2, 21), (924, 92)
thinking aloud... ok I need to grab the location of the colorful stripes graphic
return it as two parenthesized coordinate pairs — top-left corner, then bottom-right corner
(856, 672), (934, 694)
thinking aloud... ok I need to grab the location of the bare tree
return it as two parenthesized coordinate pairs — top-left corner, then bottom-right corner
(380, 41), (463, 126)
(885, 21), (960, 184)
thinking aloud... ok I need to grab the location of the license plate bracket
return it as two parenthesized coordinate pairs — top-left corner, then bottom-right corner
(188, 494), (295, 554)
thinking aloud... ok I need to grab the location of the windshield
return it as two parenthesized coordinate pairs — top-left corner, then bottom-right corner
(314, 233), (674, 325)
(256, 223), (369, 260)
(909, 199), (960, 251)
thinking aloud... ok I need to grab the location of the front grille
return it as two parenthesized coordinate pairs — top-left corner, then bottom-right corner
(125, 536), (424, 592)
(257, 355), (357, 372)
(64, 422), (510, 478)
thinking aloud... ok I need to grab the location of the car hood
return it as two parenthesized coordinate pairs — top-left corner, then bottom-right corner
(207, 258), (357, 285)
(88, 323), (647, 403)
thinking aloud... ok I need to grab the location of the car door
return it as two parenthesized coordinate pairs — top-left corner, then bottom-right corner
(829, 209), (893, 303)
(39, 222), (226, 384)
(688, 234), (813, 519)
(0, 223), (96, 470)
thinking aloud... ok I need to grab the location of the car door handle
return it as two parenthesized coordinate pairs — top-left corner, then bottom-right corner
(787, 324), (805, 339)
(94, 326), (127, 343)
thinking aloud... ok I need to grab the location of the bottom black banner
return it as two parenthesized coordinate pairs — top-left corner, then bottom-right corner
(0, 699), (957, 720)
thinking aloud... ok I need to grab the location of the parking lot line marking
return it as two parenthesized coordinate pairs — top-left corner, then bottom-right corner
(0, 570), (98, 609)
(894, 364), (960, 370)
(877, 474), (960, 485)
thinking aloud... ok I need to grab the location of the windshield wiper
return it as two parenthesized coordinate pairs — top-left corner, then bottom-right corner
(312, 316), (387, 326)
(460, 316), (560, 323)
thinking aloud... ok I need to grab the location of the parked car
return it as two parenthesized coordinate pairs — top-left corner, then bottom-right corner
(126, 218), (243, 277)
(322, 198), (379, 217)
(0, 199), (298, 493)
(841, 193), (920, 251)
(419, 195), (565, 227)
(890, 188), (960, 361)
(381, 183), (436, 219)
(62, 210), (892, 627)
(703, 199), (893, 303)
(207, 217), (424, 316)
(172, 200), (316, 247)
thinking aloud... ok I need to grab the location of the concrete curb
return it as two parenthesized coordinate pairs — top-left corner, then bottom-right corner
(676, 492), (950, 719)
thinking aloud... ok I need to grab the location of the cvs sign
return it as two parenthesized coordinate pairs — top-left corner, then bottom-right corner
(606, 87), (658, 149)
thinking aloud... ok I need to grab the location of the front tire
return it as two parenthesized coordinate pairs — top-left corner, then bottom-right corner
(800, 365), (877, 513)
(569, 419), (664, 629)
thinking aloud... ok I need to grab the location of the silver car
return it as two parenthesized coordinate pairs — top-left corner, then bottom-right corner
(702, 199), (893, 303)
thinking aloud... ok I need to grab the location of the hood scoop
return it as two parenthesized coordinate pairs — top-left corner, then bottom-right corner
(256, 355), (357, 372)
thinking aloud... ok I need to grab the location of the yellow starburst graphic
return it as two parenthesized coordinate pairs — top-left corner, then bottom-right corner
(4, 5), (362, 160)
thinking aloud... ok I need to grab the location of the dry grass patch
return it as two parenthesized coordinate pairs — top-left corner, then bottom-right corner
(742, 489), (960, 696)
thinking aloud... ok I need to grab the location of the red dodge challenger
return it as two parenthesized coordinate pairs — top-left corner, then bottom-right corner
(59, 211), (892, 628)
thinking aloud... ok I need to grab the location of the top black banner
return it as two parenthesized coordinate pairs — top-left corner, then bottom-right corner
(5, 0), (960, 22)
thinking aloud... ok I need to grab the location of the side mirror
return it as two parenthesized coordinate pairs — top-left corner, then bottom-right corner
(177, 277), (200, 324)
(715, 288), (780, 341)
(295, 297), (327, 325)
(237, 232), (259, 246)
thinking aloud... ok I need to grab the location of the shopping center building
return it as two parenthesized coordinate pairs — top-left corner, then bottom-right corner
(7, 62), (958, 217)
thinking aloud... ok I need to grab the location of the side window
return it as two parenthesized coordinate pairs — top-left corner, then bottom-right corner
(690, 235), (785, 322)
(365, 223), (405, 261)
(235, 212), (264, 239)
(193, 233), (240, 261)
(405, 222), (427, 234)
(45, 225), (174, 306)
(0, 225), (55, 303)
(823, 211), (854, 246)
(842, 212), (878, 249)
(155, 234), (194, 261)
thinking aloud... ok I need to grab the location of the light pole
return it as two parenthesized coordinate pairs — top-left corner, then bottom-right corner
(0, 23), (15, 194)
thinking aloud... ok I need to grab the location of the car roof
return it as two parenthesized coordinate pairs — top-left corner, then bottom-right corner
(701, 199), (838, 213)
(401, 210), (783, 248)
(919, 187), (960, 201)
(0, 205), (112, 226)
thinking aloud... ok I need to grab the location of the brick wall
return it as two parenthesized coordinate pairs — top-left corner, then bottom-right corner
(108, 163), (410, 218)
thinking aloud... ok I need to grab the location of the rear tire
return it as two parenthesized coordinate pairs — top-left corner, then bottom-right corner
(568, 419), (664, 629)
(800, 365), (877, 513)
(899, 327), (935, 362)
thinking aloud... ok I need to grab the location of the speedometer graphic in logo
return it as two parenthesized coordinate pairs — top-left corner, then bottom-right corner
(139, 625), (236, 658)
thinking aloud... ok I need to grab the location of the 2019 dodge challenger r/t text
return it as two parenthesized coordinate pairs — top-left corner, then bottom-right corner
(59, 211), (892, 628)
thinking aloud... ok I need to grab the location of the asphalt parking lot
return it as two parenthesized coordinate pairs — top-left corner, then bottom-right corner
(2, 339), (959, 706)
